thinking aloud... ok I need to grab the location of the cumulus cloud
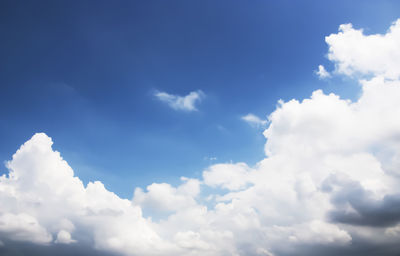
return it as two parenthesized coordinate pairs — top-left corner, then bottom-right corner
(154, 90), (205, 111)
(133, 177), (200, 213)
(203, 162), (252, 191)
(326, 19), (400, 79)
(0, 134), (172, 255)
(55, 230), (76, 244)
(2, 19), (400, 256)
(0, 213), (52, 244)
(316, 65), (331, 79)
(241, 113), (268, 127)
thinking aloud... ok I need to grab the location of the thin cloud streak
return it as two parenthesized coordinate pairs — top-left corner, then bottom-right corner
(241, 113), (268, 127)
(154, 90), (205, 111)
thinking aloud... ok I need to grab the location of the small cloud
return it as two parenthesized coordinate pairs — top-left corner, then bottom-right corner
(154, 90), (205, 111)
(316, 65), (331, 79)
(55, 230), (76, 244)
(204, 156), (217, 161)
(241, 113), (267, 127)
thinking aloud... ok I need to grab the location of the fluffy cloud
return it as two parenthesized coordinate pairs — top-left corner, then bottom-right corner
(133, 177), (200, 213)
(154, 90), (205, 111)
(316, 65), (331, 79)
(2, 19), (400, 256)
(326, 19), (400, 79)
(55, 230), (76, 244)
(203, 163), (252, 191)
(0, 134), (173, 255)
(0, 213), (52, 244)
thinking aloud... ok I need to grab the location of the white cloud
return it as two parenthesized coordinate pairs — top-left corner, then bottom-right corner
(55, 230), (76, 244)
(316, 65), (331, 79)
(326, 19), (400, 79)
(0, 133), (173, 255)
(133, 178), (200, 213)
(2, 19), (400, 256)
(203, 162), (252, 191)
(241, 113), (268, 127)
(0, 213), (52, 244)
(155, 90), (205, 111)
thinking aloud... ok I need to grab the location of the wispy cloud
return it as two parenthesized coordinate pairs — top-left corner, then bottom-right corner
(241, 113), (267, 127)
(316, 64), (331, 79)
(154, 90), (205, 111)
(204, 156), (217, 161)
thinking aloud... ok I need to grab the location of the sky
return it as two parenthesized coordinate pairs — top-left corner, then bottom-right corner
(1, 1), (400, 256)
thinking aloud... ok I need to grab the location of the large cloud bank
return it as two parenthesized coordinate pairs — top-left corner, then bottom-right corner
(2, 20), (400, 256)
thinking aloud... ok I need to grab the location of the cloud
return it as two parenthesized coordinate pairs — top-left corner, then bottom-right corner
(326, 19), (400, 79)
(55, 230), (76, 244)
(2, 19), (400, 256)
(154, 90), (205, 111)
(0, 133), (172, 255)
(316, 65), (331, 79)
(0, 213), (52, 244)
(0, 240), (119, 256)
(241, 113), (268, 127)
(204, 156), (217, 161)
(203, 162), (252, 191)
(133, 177), (200, 213)
(323, 174), (400, 227)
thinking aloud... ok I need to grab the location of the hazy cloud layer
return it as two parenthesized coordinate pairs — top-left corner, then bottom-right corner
(2, 19), (400, 256)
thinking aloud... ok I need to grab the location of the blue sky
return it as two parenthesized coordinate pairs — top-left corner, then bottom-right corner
(1, 0), (400, 199)
(3, 1), (400, 256)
